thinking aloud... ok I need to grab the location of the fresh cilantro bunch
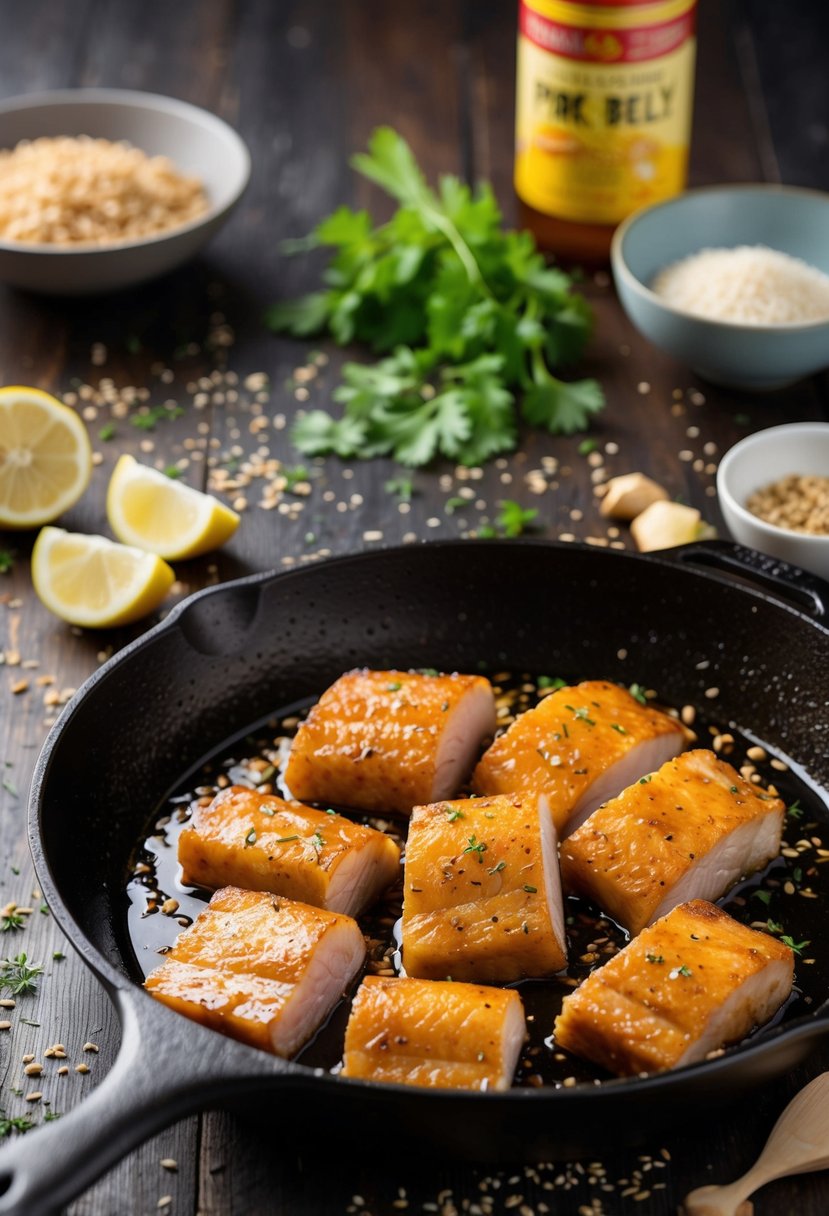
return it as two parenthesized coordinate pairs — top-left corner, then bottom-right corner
(267, 128), (603, 467)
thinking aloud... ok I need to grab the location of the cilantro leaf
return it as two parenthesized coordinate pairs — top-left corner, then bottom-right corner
(292, 411), (366, 458)
(270, 128), (603, 466)
(522, 375), (604, 436)
(265, 291), (331, 337)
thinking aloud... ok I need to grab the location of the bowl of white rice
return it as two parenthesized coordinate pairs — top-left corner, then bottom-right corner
(0, 89), (250, 295)
(611, 185), (829, 390)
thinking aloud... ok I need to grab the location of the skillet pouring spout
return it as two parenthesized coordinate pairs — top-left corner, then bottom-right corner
(22, 540), (829, 1205)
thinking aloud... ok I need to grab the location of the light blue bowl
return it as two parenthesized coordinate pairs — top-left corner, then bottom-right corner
(611, 185), (829, 390)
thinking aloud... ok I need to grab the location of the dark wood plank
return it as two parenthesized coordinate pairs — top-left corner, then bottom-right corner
(735, 0), (829, 193)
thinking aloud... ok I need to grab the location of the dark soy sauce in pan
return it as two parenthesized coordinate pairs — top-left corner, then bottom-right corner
(125, 675), (829, 1089)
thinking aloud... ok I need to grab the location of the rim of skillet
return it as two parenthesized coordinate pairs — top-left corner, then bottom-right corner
(26, 538), (829, 1103)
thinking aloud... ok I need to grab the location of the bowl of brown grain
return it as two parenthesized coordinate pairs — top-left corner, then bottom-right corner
(0, 88), (250, 295)
(717, 422), (829, 581)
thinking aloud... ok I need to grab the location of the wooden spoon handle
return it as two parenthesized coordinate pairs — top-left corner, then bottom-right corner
(684, 1073), (829, 1215)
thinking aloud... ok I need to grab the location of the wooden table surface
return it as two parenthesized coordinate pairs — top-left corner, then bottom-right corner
(1, 1), (828, 1213)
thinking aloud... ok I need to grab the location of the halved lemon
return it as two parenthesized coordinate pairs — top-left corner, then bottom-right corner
(32, 527), (175, 629)
(107, 454), (240, 560)
(0, 386), (92, 528)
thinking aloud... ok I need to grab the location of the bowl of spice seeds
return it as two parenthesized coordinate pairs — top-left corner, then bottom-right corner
(717, 423), (829, 580)
(611, 184), (829, 389)
(0, 88), (250, 294)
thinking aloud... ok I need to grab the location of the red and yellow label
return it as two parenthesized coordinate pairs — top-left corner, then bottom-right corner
(515, 0), (697, 225)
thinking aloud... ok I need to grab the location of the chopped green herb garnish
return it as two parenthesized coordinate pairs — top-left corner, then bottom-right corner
(386, 681), (402, 692)
(309, 832), (325, 852)
(788, 800), (803, 819)
(610, 723), (627, 735)
(130, 403), (185, 431)
(767, 919), (784, 935)
(2, 776), (17, 798)
(522, 922), (530, 935)
(253, 764), (276, 785)
(751, 889), (772, 906)
(0, 1111), (34, 1138)
(646, 953), (664, 965)
(275, 835), (300, 844)
(463, 835), (488, 862)
(729, 786), (739, 794)
(444, 496), (466, 515)
(522, 884), (538, 894)
(674, 964), (693, 978)
(494, 500), (539, 538)
(538, 676), (567, 691)
(282, 464), (311, 492)
(163, 465), (183, 479)
(0, 550), (14, 575)
(446, 808), (465, 822)
(270, 128), (602, 468)
(384, 475), (414, 501)
(578, 438), (597, 456)
(0, 911), (24, 933)
(0, 953), (43, 996)
(488, 860), (506, 875)
(628, 682), (647, 704)
(43, 1110), (61, 1122)
(573, 706), (596, 726)
(780, 935), (810, 956)
(639, 775), (653, 785)
(52, 951), (65, 962)
(259, 803), (277, 816)
(418, 668), (440, 677)
(244, 828), (257, 847)
(325, 808), (337, 816)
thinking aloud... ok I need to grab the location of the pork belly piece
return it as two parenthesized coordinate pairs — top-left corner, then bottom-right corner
(341, 975), (526, 1091)
(554, 899), (794, 1076)
(284, 668), (496, 816)
(472, 680), (687, 837)
(561, 750), (784, 935)
(178, 786), (400, 917)
(402, 793), (566, 982)
(145, 886), (365, 1056)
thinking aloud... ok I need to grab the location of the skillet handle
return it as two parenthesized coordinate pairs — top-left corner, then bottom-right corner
(0, 986), (281, 1216)
(667, 540), (829, 621)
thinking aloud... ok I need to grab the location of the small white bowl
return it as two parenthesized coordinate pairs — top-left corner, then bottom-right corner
(717, 423), (829, 581)
(0, 88), (250, 295)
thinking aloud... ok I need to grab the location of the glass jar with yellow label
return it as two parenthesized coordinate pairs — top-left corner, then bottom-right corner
(515, 0), (697, 263)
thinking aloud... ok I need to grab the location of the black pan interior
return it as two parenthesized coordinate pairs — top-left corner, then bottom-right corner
(37, 541), (829, 979)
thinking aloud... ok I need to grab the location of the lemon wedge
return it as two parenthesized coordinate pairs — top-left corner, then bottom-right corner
(32, 527), (175, 628)
(0, 386), (92, 528)
(107, 454), (240, 559)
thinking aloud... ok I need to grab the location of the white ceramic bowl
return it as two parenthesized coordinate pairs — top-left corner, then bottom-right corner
(717, 423), (829, 581)
(0, 88), (250, 295)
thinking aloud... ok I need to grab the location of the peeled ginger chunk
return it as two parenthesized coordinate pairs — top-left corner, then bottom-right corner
(600, 473), (669, 521)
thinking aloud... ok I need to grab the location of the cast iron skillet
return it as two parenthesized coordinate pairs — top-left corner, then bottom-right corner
(2, 539), (829, 1216)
